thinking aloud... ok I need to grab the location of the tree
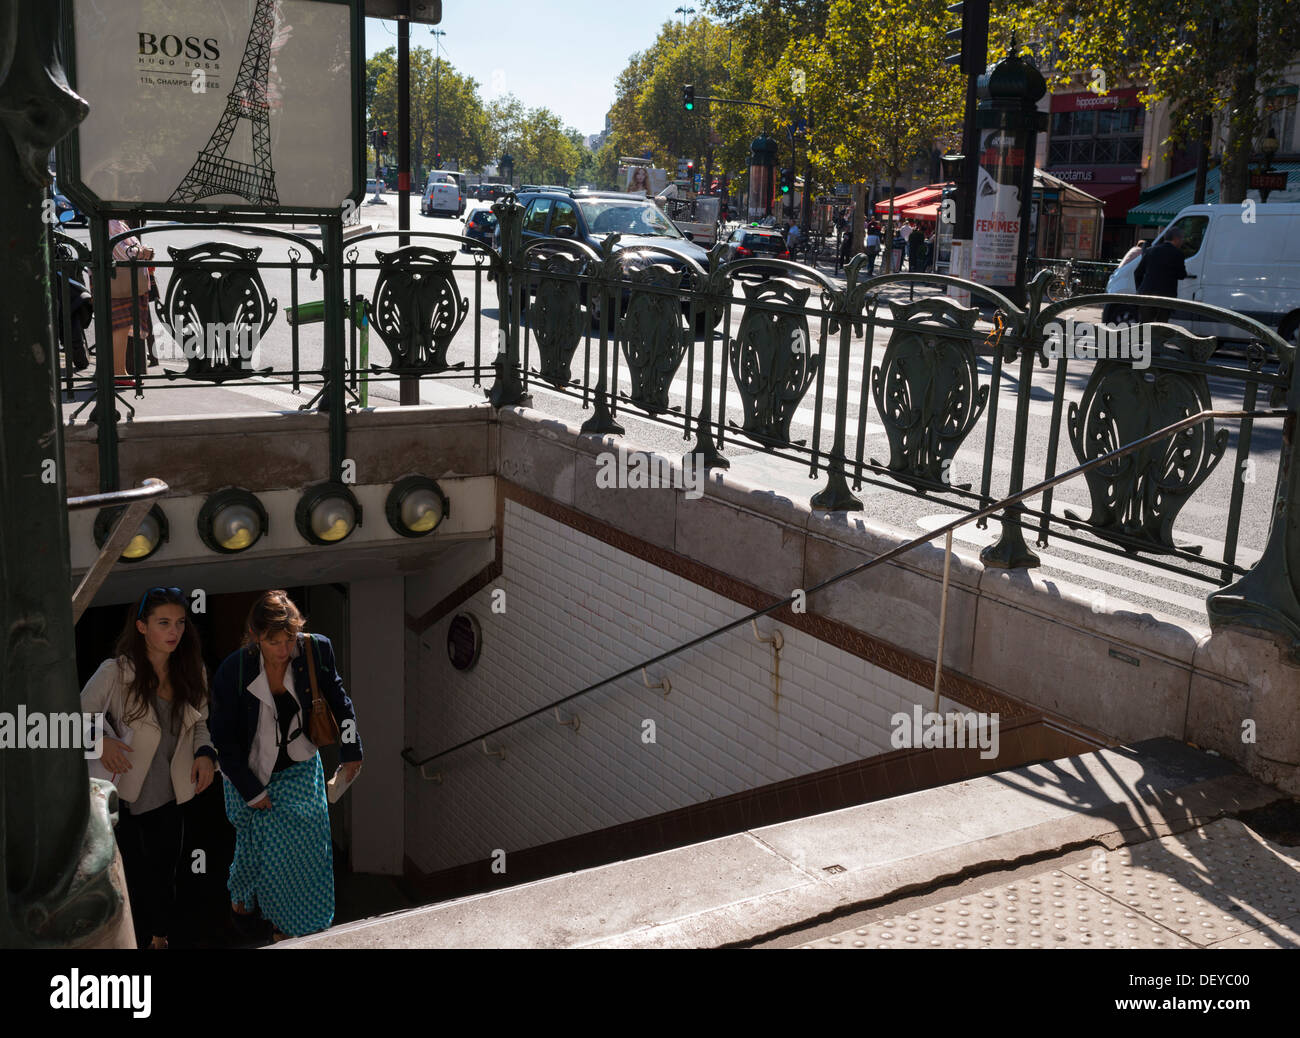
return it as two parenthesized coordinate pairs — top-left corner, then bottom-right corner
(1006, 0), (1300, 203)
(780, 0), (963, 252)
(366, 48), (490, 179)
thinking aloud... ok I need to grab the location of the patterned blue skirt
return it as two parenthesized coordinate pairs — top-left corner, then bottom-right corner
(222, 754), (334, 937)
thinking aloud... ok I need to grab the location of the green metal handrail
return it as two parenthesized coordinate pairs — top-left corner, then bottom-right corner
(400, 405), (1288, 771)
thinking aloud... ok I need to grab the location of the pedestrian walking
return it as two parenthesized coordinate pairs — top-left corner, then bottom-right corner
(908, 224), (927, 272)
(864, 226), (881, 275)
(1118, 238), (1150, 269)
(95, 219), (155, 386)
(209, 590), (363, 941)
(81, 586), (217, 949)
(1134, 227), (1190, 324)
(840, 208), (856, 266)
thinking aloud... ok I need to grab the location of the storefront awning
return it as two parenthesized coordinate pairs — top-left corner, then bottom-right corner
(1127, 162), (1300, 225)
(875, 184), (946, 217)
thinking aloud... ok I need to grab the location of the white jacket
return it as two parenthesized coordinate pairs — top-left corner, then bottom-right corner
(80, 657), (215, 806)
(242, 638), (318, 802)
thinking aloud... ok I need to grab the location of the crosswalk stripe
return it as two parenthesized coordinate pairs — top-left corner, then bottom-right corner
(915, 513), (1213, 616)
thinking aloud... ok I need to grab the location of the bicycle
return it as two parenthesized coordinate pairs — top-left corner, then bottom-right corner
(1043, 257), (1080, 303)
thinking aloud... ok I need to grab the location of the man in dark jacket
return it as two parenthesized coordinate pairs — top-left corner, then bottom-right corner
(907, 224), (928, 272)
(1134, 226), (1191, 323)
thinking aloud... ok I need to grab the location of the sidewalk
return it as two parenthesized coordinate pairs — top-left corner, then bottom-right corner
(769, 818), (1300, 949)
(279, 739), (1294, 949)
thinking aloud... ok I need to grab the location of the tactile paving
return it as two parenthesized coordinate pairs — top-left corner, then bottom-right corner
(1072, 822), (1300, 947)
(800, 873), (1193, 949)
(799, 821), (1300, 950)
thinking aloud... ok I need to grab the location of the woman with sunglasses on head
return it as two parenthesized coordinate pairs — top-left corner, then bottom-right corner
(208, 590), (363, 941)
(80, 587), (217, 950)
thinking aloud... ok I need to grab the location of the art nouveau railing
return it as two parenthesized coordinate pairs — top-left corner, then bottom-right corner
(49, 195), (1300, 654)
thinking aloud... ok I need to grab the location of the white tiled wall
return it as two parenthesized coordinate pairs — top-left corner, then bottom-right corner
(405, 499), (931, 874)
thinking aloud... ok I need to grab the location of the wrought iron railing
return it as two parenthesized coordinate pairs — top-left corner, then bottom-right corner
(50, 196), (1300, 628)
(400, 403), (1290, 772)
(1026, 255), (1119, 297)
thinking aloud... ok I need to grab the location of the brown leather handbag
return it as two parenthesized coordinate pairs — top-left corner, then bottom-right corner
(303, 634), (341, 748)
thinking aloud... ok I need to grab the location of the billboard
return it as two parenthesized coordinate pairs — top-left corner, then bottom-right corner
(61, 0), (363, 215)
(970, 127), (1025, 287)
(620, 165), (667, 196)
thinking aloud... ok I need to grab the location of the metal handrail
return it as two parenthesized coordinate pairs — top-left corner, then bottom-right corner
(401, 406), (1288, 769)
(70, 478), (169, 624)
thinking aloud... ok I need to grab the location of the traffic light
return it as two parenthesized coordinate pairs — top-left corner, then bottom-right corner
(686, 161), (695, 177)
(945, 0), (989, 76)
(683, 83), (695, 111)
(435, 152), (442, 166)
(779, 168), (792, 195)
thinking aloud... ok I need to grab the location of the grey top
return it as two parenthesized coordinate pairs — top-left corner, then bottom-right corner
(129, 696), (180, 814)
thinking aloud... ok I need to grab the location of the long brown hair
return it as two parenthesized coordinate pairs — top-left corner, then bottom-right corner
(242, 589), (307, 648)
(114, 587), (207, 729)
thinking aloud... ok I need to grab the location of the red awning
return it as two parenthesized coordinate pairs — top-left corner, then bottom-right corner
(906, 203), (939, 220)
(875, 184), (945, 216)
(1076, 180), (1142, 220)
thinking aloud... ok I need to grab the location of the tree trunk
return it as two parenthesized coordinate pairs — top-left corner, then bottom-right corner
(1219, 25), (1259, 204)
(1193, 110), (1211, 205)
(852, 181), (866, 254)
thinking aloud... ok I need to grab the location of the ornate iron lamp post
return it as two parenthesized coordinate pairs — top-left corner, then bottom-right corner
(0, 2), (132, 947)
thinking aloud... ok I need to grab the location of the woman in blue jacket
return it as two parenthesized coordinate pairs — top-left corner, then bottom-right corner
(208, 590), (363, 940)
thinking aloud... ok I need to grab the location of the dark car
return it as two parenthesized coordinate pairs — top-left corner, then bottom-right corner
(461, 208), (498, 251)
(515, 190), (716, 331)
(721, 226), (791, 278)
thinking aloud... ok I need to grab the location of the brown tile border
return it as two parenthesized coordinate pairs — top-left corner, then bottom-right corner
(402, 713), (1109, 906)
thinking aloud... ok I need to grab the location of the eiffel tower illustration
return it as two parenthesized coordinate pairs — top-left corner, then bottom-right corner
(171, 0), (280, 206)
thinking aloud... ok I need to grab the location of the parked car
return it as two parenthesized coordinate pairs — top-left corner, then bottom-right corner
(720, 226), (790, 277)
(461, 208), (498, 251)
(1105, 202), (1300, 348)
(515, 189), (717, 331)
(421, 179), (461, 217)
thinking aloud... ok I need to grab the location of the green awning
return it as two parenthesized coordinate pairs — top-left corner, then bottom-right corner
(1127, 161), (1300, 225)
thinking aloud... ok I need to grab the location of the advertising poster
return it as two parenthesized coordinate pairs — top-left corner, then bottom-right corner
(621, 166), (667, 196)
(68, 0), (357, 212)
(970, 126), (1024, 287)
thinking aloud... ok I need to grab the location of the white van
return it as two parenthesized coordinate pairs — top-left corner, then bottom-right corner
(1106, 202), (1300, 346)
(421, 179), (461, 218)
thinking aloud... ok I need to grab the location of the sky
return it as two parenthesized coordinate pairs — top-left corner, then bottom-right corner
(364, 4), (693, 138)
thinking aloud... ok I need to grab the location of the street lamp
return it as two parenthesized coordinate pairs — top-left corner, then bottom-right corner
(1253, 128), (1284, 202)
(675, 5), (695, 27)
(432, 28), (447, 172)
